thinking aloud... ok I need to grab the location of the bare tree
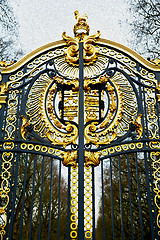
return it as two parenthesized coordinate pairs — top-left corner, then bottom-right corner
(126, 0), (160, 59)
(0, 0), (23, 61)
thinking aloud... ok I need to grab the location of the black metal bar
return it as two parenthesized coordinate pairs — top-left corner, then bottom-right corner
(126, 154), (134, 240)
(118, 155), (124, 240)
(92, 166), (95, 240)
(19, 153), (29, 240)
(67, 166), (71, 240)
(101, 161), (105, 240)
(5, 152), (15, 236)
(38, 155), (45, 240)
(29, 154), (37, 240)
(135, 152), (144, 239)
(144, 152), (155, 239)
(57, 160), (62, 240)
(47, 157), (53, 240)
(110, 157), (115, 240)
(78, 40), (84, 240)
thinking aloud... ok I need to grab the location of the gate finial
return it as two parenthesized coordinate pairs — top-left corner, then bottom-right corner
(73, 10), (90, 36)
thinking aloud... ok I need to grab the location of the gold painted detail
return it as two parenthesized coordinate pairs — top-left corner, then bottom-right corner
(151, 59), (160, 67)
(0, 82), (8, 109)
(61, 90), (78, 122)
(61, 151), (77, 168)
(133, 114), (143, 140)
(146, 88), (159, 139)
(150, 152), (160, 232)
(85, 151), (101, 167)
(100, 142), (143, 156)
(21, 115), (30, 140)
(20, 143), (61, 156)
(84, 165), (92, 239)
(54, 76), (79, 91)
(62, 11), (101, 66)
(70, 166), (78, 239)
(0, 152), (13, 239)
(156, 83), (160, 102)
(98, 46), (157, 81)
(84, 72), (138, 146)
(4, 90), (18, 140)
(0, 61), (14, 68)
(26, 73), (78, 147)
(84, 75), (109, 91)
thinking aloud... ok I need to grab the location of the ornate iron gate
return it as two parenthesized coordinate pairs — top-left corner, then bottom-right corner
(0, 11), (160, 240)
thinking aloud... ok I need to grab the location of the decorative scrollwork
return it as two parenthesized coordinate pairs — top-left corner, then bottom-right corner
(150, 152), (160, 231)
(84, 72), (138, 146)
(62, 11), (100, 66)
(4, 90), (18, 140)
(26, 73), (78, 148)
(146, 88), (159, 139)
(0, 60), (14, 68)
(0, 151), (13, 239)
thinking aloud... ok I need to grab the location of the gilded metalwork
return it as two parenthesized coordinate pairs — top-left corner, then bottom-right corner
(151, 58), (160, 67)
(85, 151), (101, 167)
(70, 166), (78, 239)
(0, 152), (13, 239)
(133, 114), (142, 140)
(4, 90), (18, 140)
(61, 151), (77, 167)
(150, 152), (160, 232)
(146, 88), (159, 139)
(26, 73), (78, 148)
(84, 72), (138, 146)
(84, 165), (92, 239)
(21, 115), (30, 140)
(0, 11), (160, 239)
(0, 82), (8, 109)
(0, 60), (14, 68)
(62, 11), (100, 66)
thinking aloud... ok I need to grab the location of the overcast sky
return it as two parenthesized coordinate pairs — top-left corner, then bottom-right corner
(10, 0), (132, 55)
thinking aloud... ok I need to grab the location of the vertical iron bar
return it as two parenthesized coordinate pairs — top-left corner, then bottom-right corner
(118, 155), (124, 240)
(92, 166), (95, 240)
(144, 152), (155, 239)
(6, 152), (15, 236)
(135, 152), (144, 239)
(38, 155), (45, 240)
(67, 166), (71, 240)
(78, 40), (84, 239)
(126, 154), (134, 240)
(101, 161), (105, 240)
(57, 160), (62, 240)
(29, 154), (37, 240)
(19, 153), (29, 240)
(110, 157), (115, 240)
(47, 157), (53, 240)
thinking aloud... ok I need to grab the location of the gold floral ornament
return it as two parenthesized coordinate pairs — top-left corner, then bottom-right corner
(85, 151), (101, 166)
(61, 151), (78, 168)
(0, 82), (8, 109)
(62, 11), (101, 66)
